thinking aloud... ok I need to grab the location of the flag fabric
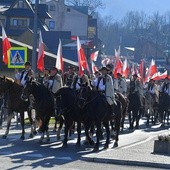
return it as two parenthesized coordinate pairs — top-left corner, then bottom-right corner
(115, 46), (120, 57)
(139, 59), (145, 80)
(152, 70), (168, 80)
(91, 61), (98, 74)
(37, 31), (45, 71)
(90, 50), (99, 61)
(122, 59), (129, 78)
(56, 39), (64, 72)
(113, 57), (123, 78)
(145, 59), (157, 82)
(77, 36), (89, 76)
(2, 26), (11, 64)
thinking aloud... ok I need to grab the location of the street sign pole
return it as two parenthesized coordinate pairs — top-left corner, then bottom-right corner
(32, 0), (38, 72)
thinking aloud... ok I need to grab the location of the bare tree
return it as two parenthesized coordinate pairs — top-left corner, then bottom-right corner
(65, 0), (105, 15)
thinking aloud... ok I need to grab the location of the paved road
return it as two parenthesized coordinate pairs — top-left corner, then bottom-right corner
(0, 117), (169, 170)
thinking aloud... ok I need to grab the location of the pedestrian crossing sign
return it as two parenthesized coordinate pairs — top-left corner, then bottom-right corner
(8, 47), (27, 68)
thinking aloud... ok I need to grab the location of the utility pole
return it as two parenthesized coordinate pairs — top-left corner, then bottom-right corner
(32, 0), (38, 72)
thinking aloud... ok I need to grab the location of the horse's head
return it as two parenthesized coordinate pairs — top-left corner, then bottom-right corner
(0, 76), (14, 95)
(55, 87), (76, 115)
(77, 83), (91, 109)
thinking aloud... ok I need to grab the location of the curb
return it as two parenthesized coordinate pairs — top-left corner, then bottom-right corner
(81, 157), (170, 169)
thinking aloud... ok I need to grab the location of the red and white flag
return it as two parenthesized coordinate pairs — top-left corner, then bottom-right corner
(77, 36), (89, 76)
(37, 31), (45, 71)
(113, 57), (123, 78)
(145, 59), (157, 82)
(2, 26), (11, 64)
(122, 59), (129, 78)
(90, 51), (99, 61)
(56, 39), (64, 72)
(91, 61), (98, 74)
(159, 70), (168, 80)
(139, 59), (145, 82)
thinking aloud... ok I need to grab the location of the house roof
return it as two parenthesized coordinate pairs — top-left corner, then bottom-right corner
(69, 5), (88, 15)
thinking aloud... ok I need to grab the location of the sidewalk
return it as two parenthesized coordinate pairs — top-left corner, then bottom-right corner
(82, 136), (170, 169)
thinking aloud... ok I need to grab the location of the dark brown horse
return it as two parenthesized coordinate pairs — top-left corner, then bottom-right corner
(77, 85), (122, 150)
(0, 76), (36, 139)
(21, 79), (55, 143)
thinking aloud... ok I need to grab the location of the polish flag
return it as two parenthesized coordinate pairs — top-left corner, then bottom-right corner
(77, 36), (89, 76)
(90, 51), (99, 61)
(159, 70), (168, 80)
(113, 57), (123, 78)
(56, 39), (64, 72)
(122, 59), (129, 78)
(37, 31), (44, 71)
(145, 59), (157, 82)
(91, 61), (98, 74)
(2, 26), (11, 64)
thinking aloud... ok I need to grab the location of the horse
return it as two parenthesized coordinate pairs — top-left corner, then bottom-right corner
(158, 92), (170, 126)
(115, 92), (129, 131)
(77, 84), (122, 151)
(0, 76), (36, 139)
(144, 91), (158, 126)
(54, 87), (86, 147)
(21, 79), (54, 143)
(127, 91), (141, 129)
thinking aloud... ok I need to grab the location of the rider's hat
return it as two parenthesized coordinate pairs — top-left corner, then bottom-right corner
(24, 61), (31, 66)
(99, 67), (109, 71)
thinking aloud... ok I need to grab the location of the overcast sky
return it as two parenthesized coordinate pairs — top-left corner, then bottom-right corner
(100, 0), (170, 20)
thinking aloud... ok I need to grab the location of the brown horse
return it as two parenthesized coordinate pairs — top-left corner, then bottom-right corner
(0, 76), (36, 139)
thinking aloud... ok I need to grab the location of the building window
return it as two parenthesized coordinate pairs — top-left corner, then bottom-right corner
(50, 5), (55, 11)
(18, 0), (24, 8)
(49, 21), (55, 29)
(11, 18), (28, 27)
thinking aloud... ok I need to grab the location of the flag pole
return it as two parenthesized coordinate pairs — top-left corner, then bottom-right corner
(32, 0), (38, 72)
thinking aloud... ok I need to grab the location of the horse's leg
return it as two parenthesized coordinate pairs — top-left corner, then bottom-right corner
(20, 111), (25, 140)
(2, 112), (13, 139)
(128, 110), (133, 129)
(84, 122), (94, 146)
(57, 116), (64, 140)
(76, 122), (81, 146)
(103, 121), (110, 149)
(94, 122), (101, 151)
(63, 119), (72, 147)
(27, 110), (36, 138)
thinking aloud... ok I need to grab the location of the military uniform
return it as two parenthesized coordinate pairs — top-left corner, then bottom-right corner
(115, 76), (127, 95)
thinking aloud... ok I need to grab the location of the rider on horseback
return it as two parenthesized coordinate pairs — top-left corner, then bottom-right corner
(130, 74), (143, 107)
(147, 79), (159, 105)
(161, 77), (170, 96)
(93, 67), (115, 116)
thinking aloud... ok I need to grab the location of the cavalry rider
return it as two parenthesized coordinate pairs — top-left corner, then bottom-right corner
(147, 79), (159, 105)
(71, 67), (90, 90)
(63, 65), (76, 87)
(47, 67), (63, 94)
(41, 68), (50, 88)
(161, 77), (170, 96)
(91, 70), (101, 90)
(93, 67), (115, 115)
(115, 72), (127, 96)
(129, 74), (143, 107)
(17, 61), (34, 86)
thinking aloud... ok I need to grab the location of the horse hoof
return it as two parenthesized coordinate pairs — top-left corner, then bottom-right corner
(57, 136), (61, 140)
(20, 136), (25, 140)
(113, 142), (118, 148)
(90, 140), (95, 146)
(33, 131), (37, 135)
(2, 135), (7, 139)
(83, 140), (89, 145)
(103, 144), (109, 150)
(62, 143), (68, 148)
(29, 134), (33, 138)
